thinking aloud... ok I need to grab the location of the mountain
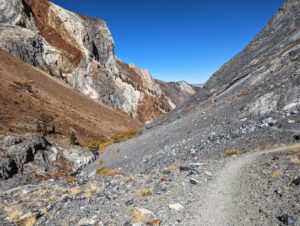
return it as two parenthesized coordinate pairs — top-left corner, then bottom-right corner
(98, 0), (300, 172)
(0, 0), (196, 123)
(0, 49), (141, 144)
(1, 1), (300, 225)
(155, 80), (200, 107)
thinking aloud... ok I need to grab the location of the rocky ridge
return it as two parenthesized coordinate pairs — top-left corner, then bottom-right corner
(0, 0), (196, 123)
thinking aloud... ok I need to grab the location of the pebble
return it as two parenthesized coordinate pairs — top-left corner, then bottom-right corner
(278, 214), (296, 225)
(169, 203), (184, 211)
(190, 178), (199, 185)
(291, 177), (300, 186)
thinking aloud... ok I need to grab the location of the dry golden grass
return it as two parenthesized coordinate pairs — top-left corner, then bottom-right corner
(17, 214), (37, 226)
(136, 188), (153, 197)
(84, 183), (101, 199)
(165, 160), (181, 173)
(146, 219), (162, 225)
(289, 146), (300, 154)
(68, 187), (82, 198)
(88, 128), (138, 152)
(224, 149), (242, 157)
(4, 207), (23, 223)
(271, 170), (284, 178)
(111, 128), (138, 143)
(291, 156), (300, 164)
(96, 160), (125, 176)
(132, 209), (145, 223)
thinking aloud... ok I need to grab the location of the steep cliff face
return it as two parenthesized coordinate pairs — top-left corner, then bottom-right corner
(0, 0), (196, 123)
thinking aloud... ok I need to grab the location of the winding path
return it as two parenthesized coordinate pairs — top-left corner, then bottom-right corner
(193, 144), (300, 226)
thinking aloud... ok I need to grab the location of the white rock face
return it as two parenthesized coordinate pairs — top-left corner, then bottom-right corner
(248, 92), (279, 116)
(0, 0), (196, 122)
(179, 81), (196, 95)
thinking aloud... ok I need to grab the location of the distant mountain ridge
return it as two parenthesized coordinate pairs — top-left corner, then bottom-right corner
(0, 0), (197, 123)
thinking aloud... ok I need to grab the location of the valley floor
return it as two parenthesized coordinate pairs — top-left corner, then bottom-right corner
(1, 142), (299, 226)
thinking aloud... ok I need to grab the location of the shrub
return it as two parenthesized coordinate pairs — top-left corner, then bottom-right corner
(132, 209), (145, 223)
(136, 188), (153, 197)
(224, 149), (241, 157)
(36, 113), (54, 136)
(70, 131), (78, 145)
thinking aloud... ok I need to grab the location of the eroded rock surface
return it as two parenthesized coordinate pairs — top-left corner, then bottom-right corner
(0, 0), (196, 123)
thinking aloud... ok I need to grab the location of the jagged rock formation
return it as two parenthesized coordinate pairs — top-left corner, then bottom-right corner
(0, 133), (96, 186)
(0, 0), (196, 123)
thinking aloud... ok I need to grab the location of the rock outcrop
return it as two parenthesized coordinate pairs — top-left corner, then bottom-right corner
(0, 0), (196, 123)
(0, 134), (96, 180)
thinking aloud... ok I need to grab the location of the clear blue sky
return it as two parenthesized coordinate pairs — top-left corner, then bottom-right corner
(51, 0), (284, 84)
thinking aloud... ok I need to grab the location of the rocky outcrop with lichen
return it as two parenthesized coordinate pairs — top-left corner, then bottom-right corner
(0, 0), (196, 123)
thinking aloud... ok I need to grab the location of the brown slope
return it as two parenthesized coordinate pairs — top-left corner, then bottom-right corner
(0, 50), (141, 144)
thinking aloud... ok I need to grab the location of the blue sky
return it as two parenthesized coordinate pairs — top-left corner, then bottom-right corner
(51, 0), (284, 84)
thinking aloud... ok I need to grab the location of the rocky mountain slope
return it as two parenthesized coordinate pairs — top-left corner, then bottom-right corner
(98, 0), (300, 173)
(0, 49), (141, 144)
(0, 0), (196, 123)
(1, 0), (300, 225)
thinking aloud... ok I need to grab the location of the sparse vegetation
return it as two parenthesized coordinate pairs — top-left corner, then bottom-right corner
(136, 188), (153, 197)
(17, 214), (37, 226)
(271, 170), (283, 178)
(87, 128), (138, 152)
(132, 209), (145, 223)
(4, 207), (23, 223)
(36, 113), (54, 136)
(84, 183), (102, 199)
(146, 219), (162, 225)
(70, 130), (79, 145)
(96, 160), (124, 176)
(291, 156), (300, 164)
(224, 149), (242, 157)
(289, 145), (300, 154)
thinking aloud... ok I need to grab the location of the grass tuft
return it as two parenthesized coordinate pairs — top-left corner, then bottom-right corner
(136, 188), (153, 197)
(4, 207), (23, 223)
(291, 156), (300, 164)
(96, 160), (124, 176)
(132, 209), (145, 223)
(271, 170), (283, 178)
(224, 149), (242, 157)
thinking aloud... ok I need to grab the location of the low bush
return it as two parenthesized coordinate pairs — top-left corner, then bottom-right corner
(224, 149), (242, 157)
(88, 128), (138, 152)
